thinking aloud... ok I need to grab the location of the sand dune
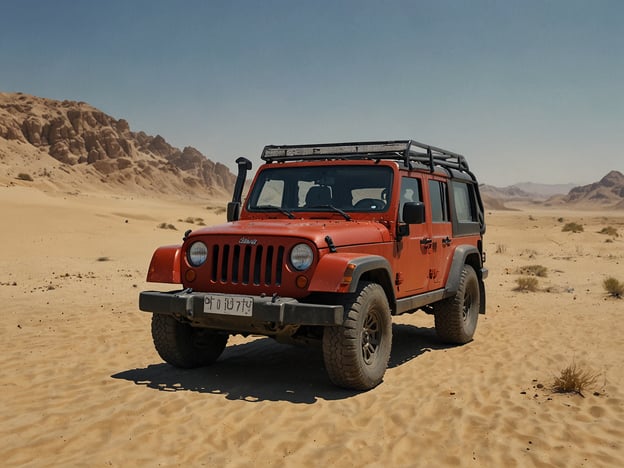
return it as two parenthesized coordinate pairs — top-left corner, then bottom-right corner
(1, 184), (623, 467)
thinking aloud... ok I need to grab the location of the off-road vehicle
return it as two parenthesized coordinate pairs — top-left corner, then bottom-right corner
(140, 140), (487, 390)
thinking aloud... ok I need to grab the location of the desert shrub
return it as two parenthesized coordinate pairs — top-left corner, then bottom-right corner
(515, 276), (539, 292)
(96, 256), (110, 262)
(552, 362), (600, 397)
(215, 207), (226, 215)
(180, 216), (205, 225)
(17, 173), (33, 181)
(557, 217), (564, 223)
(157, 222), (177, 230)
(603, 277), (624, 298)
(562, 222), (583, 233)
(519, 249), (538, 259)
(598, 226), (619, 237)
(496, 244), (507, 254)
(517, 264), (548, 277)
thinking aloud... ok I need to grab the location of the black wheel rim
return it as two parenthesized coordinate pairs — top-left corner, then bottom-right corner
(361, 311), (381, 365)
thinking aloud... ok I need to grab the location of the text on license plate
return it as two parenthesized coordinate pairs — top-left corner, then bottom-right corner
(203, 294), (253, 316)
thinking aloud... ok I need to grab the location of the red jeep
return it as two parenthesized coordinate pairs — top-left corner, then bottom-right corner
(140, 140), (487, 390)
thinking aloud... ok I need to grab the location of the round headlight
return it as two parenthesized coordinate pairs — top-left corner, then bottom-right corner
(290, 243), (313, 271)
(188, 241), (208, 266)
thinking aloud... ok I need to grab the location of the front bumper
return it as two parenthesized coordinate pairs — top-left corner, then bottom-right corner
(139, 289), (344, 327)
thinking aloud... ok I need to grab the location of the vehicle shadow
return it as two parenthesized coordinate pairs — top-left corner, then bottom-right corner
(111, 323), (452, 404)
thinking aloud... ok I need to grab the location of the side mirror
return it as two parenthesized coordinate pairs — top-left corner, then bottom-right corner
(403, 202), (425, 224)
(227, 201), (240, 222)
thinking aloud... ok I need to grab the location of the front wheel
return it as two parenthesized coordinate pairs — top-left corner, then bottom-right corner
(434, 264), (480, 344)
(151, 314), (228, 368)
(322, 282), (392, 390)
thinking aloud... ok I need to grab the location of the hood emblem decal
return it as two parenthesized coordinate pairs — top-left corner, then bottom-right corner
(239, 237), (258, 245)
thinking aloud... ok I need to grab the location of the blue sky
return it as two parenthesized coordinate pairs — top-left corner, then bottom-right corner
(1, 0), (622, 185)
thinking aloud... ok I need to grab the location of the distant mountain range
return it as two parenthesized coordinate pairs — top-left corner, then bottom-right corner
(1, 92), (622, 209)
(481, 171), (624, 210)
(0, 92), (235, 197)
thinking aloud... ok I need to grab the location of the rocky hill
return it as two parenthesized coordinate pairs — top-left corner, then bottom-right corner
(0, 92), (235, 198)
(545, 171), (624, 209)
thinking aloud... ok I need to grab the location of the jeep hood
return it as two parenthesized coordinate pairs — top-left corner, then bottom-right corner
(188, 219), (391, 248)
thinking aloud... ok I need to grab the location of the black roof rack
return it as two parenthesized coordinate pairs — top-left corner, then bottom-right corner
(261, 140), (470, 173)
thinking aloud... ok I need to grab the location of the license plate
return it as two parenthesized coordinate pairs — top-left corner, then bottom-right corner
(203, 294), (253, 316)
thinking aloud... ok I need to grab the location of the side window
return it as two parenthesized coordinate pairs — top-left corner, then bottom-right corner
(428, 180), (449, 223)
(452, 182), (477, 222)
(399, 177), (422, 222)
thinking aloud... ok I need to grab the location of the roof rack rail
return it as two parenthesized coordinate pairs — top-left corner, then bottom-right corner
(261, 139), (470, 173)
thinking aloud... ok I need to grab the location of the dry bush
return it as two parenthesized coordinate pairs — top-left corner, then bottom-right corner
(17, 173), (33, 181)
(519, 249), (538, 259)
(552, 362), (600, 397)
(562, 222), (584, 233)
(603, 277), (624, 298)
(157, 222), (177, 230)
(215, 207), (226, 215)
(598, 226), (619, 237)
(515, 276), (539, 292)
(517, 264), (548, 277)
(96, 256), (111, 262)
(495, 244), (507, 254)
(181, 216), (204, 224)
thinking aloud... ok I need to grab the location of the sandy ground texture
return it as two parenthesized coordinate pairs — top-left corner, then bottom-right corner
(1, 184), (623, 467)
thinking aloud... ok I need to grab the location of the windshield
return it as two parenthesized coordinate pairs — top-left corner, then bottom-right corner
(247, 165), (393, 214)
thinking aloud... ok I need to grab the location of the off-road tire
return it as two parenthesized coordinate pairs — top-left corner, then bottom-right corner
(322, 282), (392, 390)
(434, 264), (480, 344)
(151, 314), (228, 368)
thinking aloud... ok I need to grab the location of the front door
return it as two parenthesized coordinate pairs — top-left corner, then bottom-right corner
(394, 176), (430, 295)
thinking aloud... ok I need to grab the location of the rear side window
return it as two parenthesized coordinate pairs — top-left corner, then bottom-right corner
(452, 182), (477, 222)
(428, 180), (449, 222)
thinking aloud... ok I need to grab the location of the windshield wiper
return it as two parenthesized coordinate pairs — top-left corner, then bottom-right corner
(309, 205), (352, 221)
(254, 205), (295, 219)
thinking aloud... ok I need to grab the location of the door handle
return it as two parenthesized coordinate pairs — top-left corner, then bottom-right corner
(420, 238), (433, 246)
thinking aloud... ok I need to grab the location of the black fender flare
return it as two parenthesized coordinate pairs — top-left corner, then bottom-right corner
(444, 245), (486, 314)
(308, 253), (396, 311)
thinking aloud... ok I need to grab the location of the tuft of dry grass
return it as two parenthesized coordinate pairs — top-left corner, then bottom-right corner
(495, 244), (507, 254)
(179, 216), (205, 225)
(517, 264), (548, 277)
(157, 222), (177, 230)
(515, 276), (539, 292)
(603, 277), (624, 298)
(96, 256), (111, 262)
(598, 226), (619, 237)
(562, 222), (583, 233)
(17, 173), (33, 181)
(552, 362), (600, 397)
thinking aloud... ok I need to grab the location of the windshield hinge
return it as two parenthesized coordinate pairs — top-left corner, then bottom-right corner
(325, 235), (337, 253)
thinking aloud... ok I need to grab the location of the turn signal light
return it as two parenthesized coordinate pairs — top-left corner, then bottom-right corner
(296, 275), (309, 288)
(338, 263), (356, 292)
(185, 269), (196, 282)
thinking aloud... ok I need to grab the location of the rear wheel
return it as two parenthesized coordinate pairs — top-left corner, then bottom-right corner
(434, 264), (480, 344)
(151, 314), (228, 368)
(322, 282), (392, 390)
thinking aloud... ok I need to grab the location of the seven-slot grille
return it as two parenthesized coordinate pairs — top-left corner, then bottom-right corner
(208, 242), (285, 286)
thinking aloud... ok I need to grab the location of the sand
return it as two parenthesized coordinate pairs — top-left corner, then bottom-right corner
(1, 183), (623, 467)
